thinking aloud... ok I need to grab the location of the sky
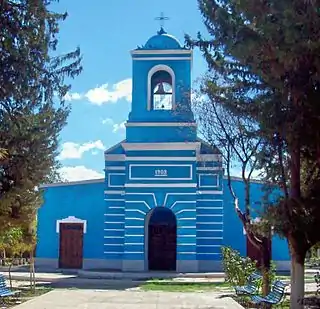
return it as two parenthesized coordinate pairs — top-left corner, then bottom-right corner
(52, 0), (210, 182)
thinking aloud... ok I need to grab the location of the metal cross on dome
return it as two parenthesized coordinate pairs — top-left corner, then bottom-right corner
(155, 12), (170, 28)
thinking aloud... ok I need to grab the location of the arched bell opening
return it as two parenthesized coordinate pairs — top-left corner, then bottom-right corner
(147, 65), (176, 111)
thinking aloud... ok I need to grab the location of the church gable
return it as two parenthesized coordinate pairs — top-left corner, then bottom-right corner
(104, 140), (126, 155)
(197, 138), (221, 155)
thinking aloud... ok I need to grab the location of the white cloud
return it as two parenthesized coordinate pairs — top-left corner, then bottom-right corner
(58, 140), (105, 160)
(102, 118), (114, 125)
(86, 79), (132, 105)
(59, 165), (104, 182)
(64, 79), (132, 105)
(112, 121), (126, 133)
(64, 92), (82, 101)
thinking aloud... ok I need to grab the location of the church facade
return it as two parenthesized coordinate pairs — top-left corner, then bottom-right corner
(36, 28), (290, 272)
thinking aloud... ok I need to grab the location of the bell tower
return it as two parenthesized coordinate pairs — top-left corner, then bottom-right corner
(126, 27), (196, 143)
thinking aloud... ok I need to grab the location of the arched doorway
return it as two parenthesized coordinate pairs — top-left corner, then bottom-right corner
(147, 207), (177, 271)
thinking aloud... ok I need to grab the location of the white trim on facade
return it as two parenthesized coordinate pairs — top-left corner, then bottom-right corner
(197, 154), (222, 162)
(125, 234), (144, 237)
(128, 163), (193, 181)
(125, 209), (147, 215)
(125, 200), (151, 210)
(197, 190), (223, 195)
(197, 214), (223, 217)
(163, 192), (197, 207)
(178, 235), (196, 237)
(122, 142), (200, 151)
(198, 173), (219, 188)
(197, 222), (223, 225)
(196, 167), (222, 171)
(197, 207), (223, 210)
(107, 214), (125, 217)
(104, 221), (124, 224)
(126, 156), (197, 161)
(131, 49), (192, 55)
(104, 191), (125, 195)
(125, 183), (197, 188)
(56, 216), (87, 234)
(108, 173), (125, 188)
(178, 252), (196, 254)
(104, 229), (124, 231)
(197, 253), (220, 255)
(147, 64), (176, 111)
(124, 251), (144, 254)
(175, 209), (196, 215)
(125, 122), (197, 127)
(105, 154), (125, 161)
(170, 200), (196, 210)
(40, 178), (104, 188)
(133, 57), (192, 61)
(103, 252), (123, 254)
(105, 166), (126, 171)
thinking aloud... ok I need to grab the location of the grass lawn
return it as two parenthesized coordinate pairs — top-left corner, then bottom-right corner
(141, 281), (231, 292)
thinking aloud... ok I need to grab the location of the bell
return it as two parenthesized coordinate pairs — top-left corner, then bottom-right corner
(154, 82), (171, 95)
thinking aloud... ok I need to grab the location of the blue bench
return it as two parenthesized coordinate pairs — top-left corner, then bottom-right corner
(0, 274), (20, 303)
(251, 280), (287, 307)
(234, 271), (262, 296)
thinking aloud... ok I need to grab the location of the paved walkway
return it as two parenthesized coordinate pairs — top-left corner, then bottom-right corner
(13, 290), (243, 309)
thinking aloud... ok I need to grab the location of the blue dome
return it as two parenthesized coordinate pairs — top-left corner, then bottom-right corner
(143, 28), (182, 50)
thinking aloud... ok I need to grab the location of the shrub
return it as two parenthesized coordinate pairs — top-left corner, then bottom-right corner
(221, 246), (256, 286)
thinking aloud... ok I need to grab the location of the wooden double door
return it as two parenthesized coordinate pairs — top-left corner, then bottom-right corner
(148, 224), (177, 271)
(59, 223), (84, 269)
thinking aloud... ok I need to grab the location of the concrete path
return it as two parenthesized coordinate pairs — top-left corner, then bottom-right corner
(13, 289), (243, 309)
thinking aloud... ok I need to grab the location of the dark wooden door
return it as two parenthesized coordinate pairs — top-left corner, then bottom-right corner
(59, 223), (83, 269)
(247, 236), (272, 267)
(148, 224), (176, 271)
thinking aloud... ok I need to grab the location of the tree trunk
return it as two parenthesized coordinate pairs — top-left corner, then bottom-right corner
(290, 250), (305, 309)
(261, 237), (271, 294)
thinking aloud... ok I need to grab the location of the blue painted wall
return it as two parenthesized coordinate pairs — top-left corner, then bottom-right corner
(36, 181), (105, 260)
(222, 177), (290, 260)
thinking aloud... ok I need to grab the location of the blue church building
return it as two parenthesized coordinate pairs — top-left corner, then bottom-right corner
(36, 28), (290, 272)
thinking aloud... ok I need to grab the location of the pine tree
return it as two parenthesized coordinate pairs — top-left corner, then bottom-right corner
(187, 1), (320, 308)
(0, 1), (82, 225)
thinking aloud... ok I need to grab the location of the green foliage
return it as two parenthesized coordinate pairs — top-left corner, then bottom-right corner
(221, 246), (257, 286)
(0, 0), (82, 227)
(188, 0), (320, 252)
(221, 246), (276, 288)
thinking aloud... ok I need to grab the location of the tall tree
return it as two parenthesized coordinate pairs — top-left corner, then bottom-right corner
(193, 80), (272, 296)
(0, 1), (82, 225)
(187, 1), (320, 308)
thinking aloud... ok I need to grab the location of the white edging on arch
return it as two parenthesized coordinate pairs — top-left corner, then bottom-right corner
(147, 64), (176, 111)
(56, 216), (87, 234)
